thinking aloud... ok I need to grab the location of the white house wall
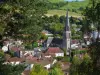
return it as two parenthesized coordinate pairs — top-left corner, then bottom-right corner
(55, 53), (64, 57)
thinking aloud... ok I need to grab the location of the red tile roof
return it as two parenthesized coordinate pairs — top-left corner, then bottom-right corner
(8, 57), (24, 62)
(46, 47), (63, 54)
(11, 47), (20, 52)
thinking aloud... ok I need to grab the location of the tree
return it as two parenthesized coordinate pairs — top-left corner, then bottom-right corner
(89, 42), (100, 75)
(30, 64), (48, 75)
(0, 0), (48, 42)
(0, 51), (25, 75)
(83, 0), (100, 41)
(49, 23), (64, 35)
(70, 56), (80, 75)
(78, 53), (93, 75)
(49, 68), (64, 75)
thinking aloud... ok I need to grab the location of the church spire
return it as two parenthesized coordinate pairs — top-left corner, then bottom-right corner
(65, 10), (70, 31)
(63, 10), (71, 56)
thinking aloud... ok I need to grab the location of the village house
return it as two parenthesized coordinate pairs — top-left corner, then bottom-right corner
(44, 47), (64, 57)
(6, 57), (25, 65)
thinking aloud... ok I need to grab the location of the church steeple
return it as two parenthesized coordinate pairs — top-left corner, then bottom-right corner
(63, 10), (71, 56)
(65, 11), (70, 31)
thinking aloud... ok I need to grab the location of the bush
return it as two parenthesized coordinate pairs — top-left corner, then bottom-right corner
(62, 56), (71, 62)
(55, 56), (63, 61)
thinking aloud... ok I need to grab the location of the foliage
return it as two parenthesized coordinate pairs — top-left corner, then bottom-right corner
(78, 53), (93, 75)
(89, 42), (100, 74)
(70, 54), (93, 75)
(0, 52), (25, 75)
(52, 62), (61, 69)
(49, 23), (64, 34)
(62, 56), (71, 62)
(54, 56), (63, 61)
(0, 0), (47, 42)
(72, 49), (87, 55)
(24, 43), (33, 49)
(0, 51), (4, 57)
(83, 0), (100, 41)
(70, 56), (80, 75)
(49, 68), (64, 75)
(40, 33), (48, 40)
(9, 50), (15, 57)
(32, 42), (38, 48)
(30, 64), (48, 75)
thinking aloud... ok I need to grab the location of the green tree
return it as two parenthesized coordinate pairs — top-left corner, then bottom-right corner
(0, 51), (25, 75)
(78, 53), (93, 75)
(89, 42), (100, 75)
(49, 68), (64, 75)
(70, 56), (80, 75)
(30, 64), (48, 75)
(0, 0), (47, 42)
(83, 0), (100, 41)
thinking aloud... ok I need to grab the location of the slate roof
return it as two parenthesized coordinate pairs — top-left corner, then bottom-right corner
(49, 38), (63, 47)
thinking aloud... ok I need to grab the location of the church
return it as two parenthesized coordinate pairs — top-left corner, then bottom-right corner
(49, 11), (71, 56)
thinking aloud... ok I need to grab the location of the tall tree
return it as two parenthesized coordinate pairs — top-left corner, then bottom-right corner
(89, 42), (100, 75)
(83, 0), (100, 41)
(0, 0), (47, 42)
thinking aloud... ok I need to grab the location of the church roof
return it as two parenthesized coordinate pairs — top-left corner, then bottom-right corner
(49, 38), (63, 47)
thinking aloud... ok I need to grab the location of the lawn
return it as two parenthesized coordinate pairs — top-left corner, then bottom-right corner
(46, 10), (82, 17)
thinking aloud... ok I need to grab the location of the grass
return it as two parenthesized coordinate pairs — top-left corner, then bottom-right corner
(46, 10), (82, 17)
(47, 0), (89, 17)
(48, 0), (64, 3)
(60, 1), (89, 10)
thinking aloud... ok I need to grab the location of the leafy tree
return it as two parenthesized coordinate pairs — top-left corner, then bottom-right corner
(49, 23), (64, 35)
(78, 53), (93, 75)
(49, 68), (64, 75)
(83, 0), (100, 41)
(89, 42), (100, 75)
(30, 64), (48, 75)
(0, 0), (47, 42)
(0, 51), (25, 75)
(70, 56), (80, 75)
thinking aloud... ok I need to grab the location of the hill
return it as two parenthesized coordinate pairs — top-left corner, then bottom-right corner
(47, 0), (89, 17)
(48, 0), (64, 3)
(46, 10), (82, 17)
(60, 1), (89, 10)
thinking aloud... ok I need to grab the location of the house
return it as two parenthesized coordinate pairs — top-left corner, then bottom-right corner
(7, 57), (25, 65)
(45, 47), (64, 57)
(20, 50), (34, 58)
(25, 56), (57, 70)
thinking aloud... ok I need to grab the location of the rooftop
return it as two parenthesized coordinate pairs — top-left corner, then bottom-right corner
(46, 47), (63, 54)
